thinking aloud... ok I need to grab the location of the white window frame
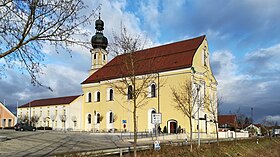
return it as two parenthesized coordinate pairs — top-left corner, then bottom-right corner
(87, 92), (92, 102)
(148, 82), (157, 98)
(95, 91), (100, 102)
(107, 88), (113, 101)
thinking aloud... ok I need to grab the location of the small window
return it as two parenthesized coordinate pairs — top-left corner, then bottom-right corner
(88, 114), (91, 124)
(109, 112), (113, 123)
(103, 54), (106, 61)
(96, 91), (100, 102)
(151, 83), (156, 97)
(109, 89), (113, 101)
(128, 85), (133, 99)
(88, 92), (92, 102)
(97, 113), (100, 123)
(94, 53), (96, 59)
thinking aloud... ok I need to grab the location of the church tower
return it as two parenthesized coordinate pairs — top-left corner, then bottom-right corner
(89, 14), (108, 75)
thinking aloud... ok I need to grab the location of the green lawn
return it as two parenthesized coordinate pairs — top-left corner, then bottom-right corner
(125, 137), (280, 157)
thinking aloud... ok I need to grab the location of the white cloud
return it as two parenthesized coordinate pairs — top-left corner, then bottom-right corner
(264, 115), (280, 123)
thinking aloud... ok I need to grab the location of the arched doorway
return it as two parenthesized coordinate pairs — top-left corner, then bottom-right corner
(167, 119), (177, 134)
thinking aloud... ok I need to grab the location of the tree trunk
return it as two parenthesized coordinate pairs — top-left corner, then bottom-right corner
(133, 100), (137, 157)
(215, 122), (219, 146)
(189, 118), (193, 152)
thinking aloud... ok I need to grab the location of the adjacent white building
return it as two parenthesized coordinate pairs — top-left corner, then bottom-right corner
(17, 95), (82, 131)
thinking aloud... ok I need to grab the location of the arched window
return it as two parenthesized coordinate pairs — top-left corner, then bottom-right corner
(109, 89), (113, 101)
(109, 112), (113, 123)
(128, 85), (133, 100)
(103, 54), (106, 61)
(151, 83), (156, 97)
(94, 53), (96, 59)
(95, 91), (100, 102)
(88, 114), (91, 124)
(88, 92), (92, 102)
(97, 113), (100, 123)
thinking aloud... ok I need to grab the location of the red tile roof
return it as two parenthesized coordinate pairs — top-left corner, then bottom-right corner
(218, 115), (237, 126)
(82, 35), (206, 84)
(18, 95), (80, 108)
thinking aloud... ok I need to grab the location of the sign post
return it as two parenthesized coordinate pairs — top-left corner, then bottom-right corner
(151, 113), (162, 140)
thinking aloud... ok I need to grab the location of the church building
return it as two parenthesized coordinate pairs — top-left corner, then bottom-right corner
(17, 15), (218, 135)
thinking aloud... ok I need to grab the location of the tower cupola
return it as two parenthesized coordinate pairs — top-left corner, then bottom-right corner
(91, 14), (108, 49)
(89, 13), (108, 75)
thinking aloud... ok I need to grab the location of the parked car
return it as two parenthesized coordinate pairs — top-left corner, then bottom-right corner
(14, 123), (36, 131)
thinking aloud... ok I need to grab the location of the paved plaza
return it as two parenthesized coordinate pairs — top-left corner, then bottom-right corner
(0, 130), (132, 157)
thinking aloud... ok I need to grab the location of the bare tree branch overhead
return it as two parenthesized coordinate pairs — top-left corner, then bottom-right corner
(0, 0), (101, 89)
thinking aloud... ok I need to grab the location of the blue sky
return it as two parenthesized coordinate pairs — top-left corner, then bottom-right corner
(1, 0), (280, 124)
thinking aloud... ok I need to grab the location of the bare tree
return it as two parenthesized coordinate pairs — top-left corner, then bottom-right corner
(59, 115), (66, 131)
(30, 115), (40, 127)
(171, 79), (200, 152)
(0, 0), (101, 89)
(50, 114), (56, 129)
(108, 26), (157, 157)
(205, 95), (222, 146)
(21, 114), (29, 124)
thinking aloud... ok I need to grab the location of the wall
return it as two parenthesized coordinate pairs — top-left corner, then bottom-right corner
(17, 96), (83, 131)
(219, 130), (249, 138)
(0, 102), (16, 128)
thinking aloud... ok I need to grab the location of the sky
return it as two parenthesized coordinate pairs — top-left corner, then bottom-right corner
(1, 0), (280, 124)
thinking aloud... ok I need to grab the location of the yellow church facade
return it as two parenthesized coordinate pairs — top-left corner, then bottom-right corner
(17, 16), (218, 137)
(81, 35), (217, 135)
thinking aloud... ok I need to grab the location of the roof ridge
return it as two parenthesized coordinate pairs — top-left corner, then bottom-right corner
(82, 35), (206, 84)
(30, 95), (80, 102)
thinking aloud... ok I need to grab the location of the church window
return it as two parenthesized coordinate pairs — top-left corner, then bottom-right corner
(88, 114), (91, 124)
(96, 91), (100, 102)
(109, 89), (113, 101)
(87, 92), (92, 102)
(151, 83), (156, 98)
(109, 111), (113, 123)
(94, 53), (96, 59)
(128, 85), (133, 100)
(97, 113), (100, 123)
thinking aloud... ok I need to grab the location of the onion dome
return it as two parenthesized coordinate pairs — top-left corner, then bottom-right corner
(91, 14), (108, 49)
